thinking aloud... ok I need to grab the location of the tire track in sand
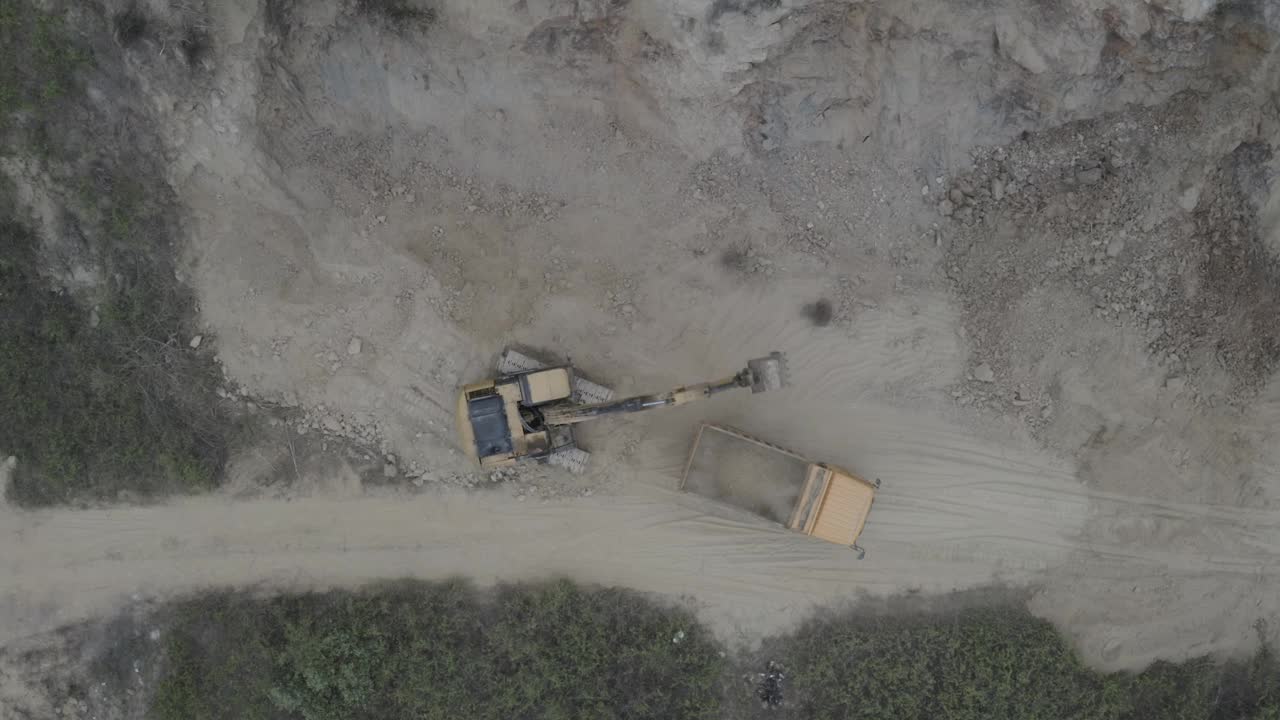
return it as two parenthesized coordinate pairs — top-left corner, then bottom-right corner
(6, 425), (1280, 654)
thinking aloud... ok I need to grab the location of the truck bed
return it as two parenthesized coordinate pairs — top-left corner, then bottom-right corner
(680, 424), (810, 526)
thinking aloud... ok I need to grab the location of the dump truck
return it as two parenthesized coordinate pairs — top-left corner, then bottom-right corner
(680, 423), (878, 556)
(457, 349), (789, 474)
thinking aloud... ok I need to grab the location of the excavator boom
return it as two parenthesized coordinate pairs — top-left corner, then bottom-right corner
(541, 352), (789, 425)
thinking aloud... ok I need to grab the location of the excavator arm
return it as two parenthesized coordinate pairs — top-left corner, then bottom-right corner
(541, 352), (788, 426)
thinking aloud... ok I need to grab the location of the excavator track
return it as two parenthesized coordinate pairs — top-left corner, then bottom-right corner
(497, 349), (615, 404)
(547, 446), (591, 475)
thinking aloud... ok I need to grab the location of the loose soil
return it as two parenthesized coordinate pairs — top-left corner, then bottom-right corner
(3, 0), (1280, 704)
(681, 426), (809, 525)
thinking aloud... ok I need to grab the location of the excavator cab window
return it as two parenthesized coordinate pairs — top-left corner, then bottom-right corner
(467, 394), (513, 458)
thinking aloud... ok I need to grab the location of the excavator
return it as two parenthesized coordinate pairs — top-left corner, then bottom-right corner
(457, 349), (789, 473)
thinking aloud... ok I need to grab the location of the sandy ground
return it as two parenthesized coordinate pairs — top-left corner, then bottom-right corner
(5, 399), (1280, 672)
(4, 0), (1280, 700)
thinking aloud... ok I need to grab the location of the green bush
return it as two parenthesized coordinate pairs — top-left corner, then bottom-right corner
(145, 586), (1280, 720)
(1, 212), (230, 505)
(148, 594), (277, 720)
(0, 0), (90, 128)
(148, 580), (724, 720)
(0, 2), (235, 506)
(779, 606), (1107, 720)
(485, 581), (724, 720)
(354, 0), (436, 29)
(776, 604), (1280, 720)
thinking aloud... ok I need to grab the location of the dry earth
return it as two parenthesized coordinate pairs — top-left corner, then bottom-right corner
(5, 0), (1280, 710)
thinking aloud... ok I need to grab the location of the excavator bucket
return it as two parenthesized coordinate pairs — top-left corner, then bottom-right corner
(746, 352), (789, 393)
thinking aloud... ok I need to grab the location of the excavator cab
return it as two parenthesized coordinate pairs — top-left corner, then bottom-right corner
(456, 365), (575, 469)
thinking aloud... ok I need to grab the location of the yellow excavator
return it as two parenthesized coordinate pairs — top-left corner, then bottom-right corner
(457, 349), (789, 473)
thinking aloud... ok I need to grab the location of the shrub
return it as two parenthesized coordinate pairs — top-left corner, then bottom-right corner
(779, 606), (1107, 720)
(0, 1), (90, 127)
(1, 208), (232, 506)
(0, 2), (234, 506)
(142, 587), (1280, 720)
(354, 0), (436, 29)
(148, 580), (724, 720)
(774, 602), (1280, 720)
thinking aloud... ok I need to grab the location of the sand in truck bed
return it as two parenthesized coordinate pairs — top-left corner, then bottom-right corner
(681, 429), (809, 525)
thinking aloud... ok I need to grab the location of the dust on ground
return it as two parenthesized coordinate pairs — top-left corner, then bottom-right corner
(2, 0), (1280, 694)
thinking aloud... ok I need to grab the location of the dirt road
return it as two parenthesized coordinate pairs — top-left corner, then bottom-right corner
(5, 403), (1279, 670)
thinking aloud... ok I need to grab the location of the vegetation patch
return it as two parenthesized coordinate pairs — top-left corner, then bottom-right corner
(0, 1), (236, 506)
(16, 586), (1280, 720)
(0, 187), (234, 505)
(148, 579), (724, 720)
(354, 0), (437, 30)
(0, 0), (90, 132)
(765, 602), (1280, 720)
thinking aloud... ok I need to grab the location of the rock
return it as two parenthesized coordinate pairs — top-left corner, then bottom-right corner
(992, 177), (1005, 201)
(89, 306), (100, 328)
(347, 337), (363, 356)
(148, 628), (162, 641)
(948, 188), (965, 205)
(973, 363), (995, 383)
(1178, 184), (1201, 212)
(1106, 238), (1126, 257)
(383, 462), (399, 478)
(189, 334), (203, 349)
(994, 15), (1050, 74)
(938, 199), (955, 217)
(1149, 0), (1220, 21)
(1076, 167), (1104, 185)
